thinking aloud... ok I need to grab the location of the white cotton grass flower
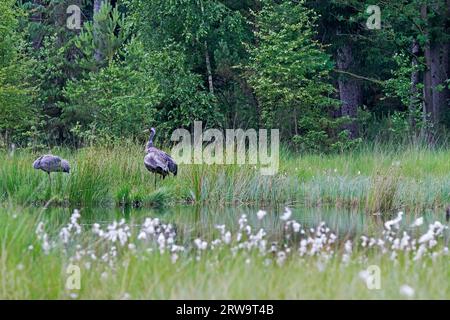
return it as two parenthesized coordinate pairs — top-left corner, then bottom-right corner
(399, 285), (415, 298)
(69, 292), (79, 299)
(384, 212), (403, 231)
(276, 251), (286, 266)
(358, 270), (370, 281)
(194, 239), (208, 250)
(256, 210), (267, 220)
(418, 221), (447, 245)
(280, 207), (292, 221)
(223, 231), (232, 244)
(410, 217), (424, 228)
(121, 292), (131, 300)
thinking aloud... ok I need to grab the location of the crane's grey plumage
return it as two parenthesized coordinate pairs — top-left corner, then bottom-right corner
(33, 155), (70, 181)
(144, 128), (177, 186)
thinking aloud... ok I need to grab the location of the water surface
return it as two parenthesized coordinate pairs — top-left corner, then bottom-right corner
(34, 205), (446, 244)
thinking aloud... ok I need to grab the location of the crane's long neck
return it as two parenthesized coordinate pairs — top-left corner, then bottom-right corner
(146, 131), (155, 153)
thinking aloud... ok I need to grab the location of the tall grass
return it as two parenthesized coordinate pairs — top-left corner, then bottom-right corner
(366, 165), (401, 214)
(1, 143), (450, 212)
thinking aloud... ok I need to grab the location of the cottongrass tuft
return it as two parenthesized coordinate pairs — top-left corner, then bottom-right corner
(399, 285), (415, 298)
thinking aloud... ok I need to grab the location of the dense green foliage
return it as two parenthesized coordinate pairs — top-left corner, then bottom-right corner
(0, 0), (35, 146)
(0, 0), (449, 150)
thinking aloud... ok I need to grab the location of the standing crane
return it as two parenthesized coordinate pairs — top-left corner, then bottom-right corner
(33, 155), (70, 183)
(144, 128), (177, 187)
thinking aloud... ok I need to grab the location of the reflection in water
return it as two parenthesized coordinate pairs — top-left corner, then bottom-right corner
(35, 205), (444, 244)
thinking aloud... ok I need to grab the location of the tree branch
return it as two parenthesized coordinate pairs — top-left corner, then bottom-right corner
(334, 69), (385, 85)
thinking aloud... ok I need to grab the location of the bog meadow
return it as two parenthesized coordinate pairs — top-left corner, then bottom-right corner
(0, 0), (449, 299)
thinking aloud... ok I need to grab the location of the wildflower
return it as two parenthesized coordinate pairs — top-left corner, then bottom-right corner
(276, 251), (286, 266)
(59, 228), (70, 244)
(361, 236), (368, 247)
(256, 210), (267, 220)
(137, 232), (147, 240)
(157, 234), (166, 252)
(215, 224), (226, 234)
(384, 212), (403, 231)
(69, 293), (78, 299)
(358, 270), (370, 281)
(419, 221), (447, 245)
(238, 214), (248, 229)
(342, 240), (352, 264)
(194, 239), (207, 250)
(280, 207), (292, 221)
(344, 240), (352, 253)
(121, 293), (131, 300)
(399, 232), (410, 250)
(223, 231), (232, 244)
(410, 217), (424, 228)
(399, 285), (415, 298)
(413, 244), (427, 261)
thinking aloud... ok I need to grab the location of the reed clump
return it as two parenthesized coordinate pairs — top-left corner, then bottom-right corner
(366, 164), (401, 215)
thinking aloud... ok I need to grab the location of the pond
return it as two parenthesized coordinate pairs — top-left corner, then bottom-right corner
(34, 205), (447, 246)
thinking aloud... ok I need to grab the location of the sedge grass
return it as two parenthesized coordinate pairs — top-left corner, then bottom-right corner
(1, 143), (450, 212)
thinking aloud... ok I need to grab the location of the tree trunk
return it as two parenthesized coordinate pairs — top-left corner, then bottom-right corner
(93, 0), (106, 63)
(336, 43), (362, 139)
(31, 0), (44, 49)
(204, 40), (214, 94)
(421, 3), (450, 127)
(421, 5), (433, 125)
(410, 38), (420, 131)
(430, 44), (448, 123)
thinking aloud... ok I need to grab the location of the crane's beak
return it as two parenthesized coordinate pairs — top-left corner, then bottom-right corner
(143, 129), (149, 133)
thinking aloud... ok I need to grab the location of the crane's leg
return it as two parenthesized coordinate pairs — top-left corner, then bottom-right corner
(47, 172), (52, 191)
(154, 173), (156, 188)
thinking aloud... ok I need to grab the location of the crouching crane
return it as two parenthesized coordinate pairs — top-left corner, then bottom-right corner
(144, 128), (177, 187)
(33, 154), (70, 183)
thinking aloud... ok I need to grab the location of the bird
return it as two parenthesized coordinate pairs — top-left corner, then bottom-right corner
(144, 128), (177, 187)
(33, 154), (70, 182)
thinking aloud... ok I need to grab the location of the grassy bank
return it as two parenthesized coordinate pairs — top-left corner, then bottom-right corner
(1, 144), (450, 212)
(0, 205), (448, 299)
